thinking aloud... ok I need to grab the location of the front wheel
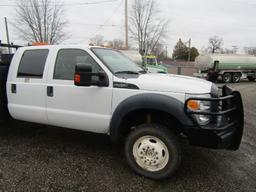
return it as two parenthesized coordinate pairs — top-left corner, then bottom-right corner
(125, 124), (181, 180)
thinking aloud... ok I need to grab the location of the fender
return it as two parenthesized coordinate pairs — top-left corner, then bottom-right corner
(109, 93), (194, 143)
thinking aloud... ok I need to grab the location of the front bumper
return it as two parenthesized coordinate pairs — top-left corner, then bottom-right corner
(184, 85), (244, 150)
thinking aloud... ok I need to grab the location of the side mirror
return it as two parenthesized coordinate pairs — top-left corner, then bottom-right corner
(74, 63), (109, 87)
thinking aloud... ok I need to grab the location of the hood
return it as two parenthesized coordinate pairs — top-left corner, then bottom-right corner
(125, 73), (213, 94)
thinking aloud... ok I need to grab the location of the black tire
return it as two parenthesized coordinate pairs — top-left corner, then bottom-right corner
(248, 76), (255, 82)
(232, 73), (241, 83)
(222, 73), (232, 83)
(125, 124), (181, 180)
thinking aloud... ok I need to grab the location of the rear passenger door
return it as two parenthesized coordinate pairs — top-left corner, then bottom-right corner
(7, 49), (49, 124)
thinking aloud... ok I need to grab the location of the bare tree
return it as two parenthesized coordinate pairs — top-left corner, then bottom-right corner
(13, 0), (68, 44)
(89, 35), (104, 46)
(208, 36), (223, 53)
(129, 0), (169, 55)
(108, 39), (124, 49)
(152, 42), (164, 56)
(220, 48), (237, 54)
(89, 36), (124, 49)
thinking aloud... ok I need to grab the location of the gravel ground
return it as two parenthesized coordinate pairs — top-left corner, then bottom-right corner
(0, 81), (256, 192)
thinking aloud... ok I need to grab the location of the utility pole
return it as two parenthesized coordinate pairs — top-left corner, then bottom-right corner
(4, 17), (11, 54)
(165, 46), (168, 59)
(187, 38), (191, 62)
(124, 0), (128, 49)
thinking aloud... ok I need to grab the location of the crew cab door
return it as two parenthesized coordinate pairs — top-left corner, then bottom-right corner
(7, 49), (49, 123)
(46, 48), (112, 133)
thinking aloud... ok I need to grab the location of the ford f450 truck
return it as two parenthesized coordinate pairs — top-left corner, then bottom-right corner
(0, 45), (244, 180)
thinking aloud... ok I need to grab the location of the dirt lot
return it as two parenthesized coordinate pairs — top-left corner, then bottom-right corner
(0, 81), (256, 192)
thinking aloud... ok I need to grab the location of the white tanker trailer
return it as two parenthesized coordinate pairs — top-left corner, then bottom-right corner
(195, 54), (256, 83)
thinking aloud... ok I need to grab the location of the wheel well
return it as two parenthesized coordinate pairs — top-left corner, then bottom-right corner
(119, 109), (183, 140)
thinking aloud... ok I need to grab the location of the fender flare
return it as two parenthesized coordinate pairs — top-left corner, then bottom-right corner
(109, 93), (194, 143)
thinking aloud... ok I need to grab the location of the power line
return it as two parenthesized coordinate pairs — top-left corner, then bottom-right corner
(63, 0), (120, 6)
(0, 0), (119, 7)
(75, 23), (123, 27)
(88, 0), (123, 39)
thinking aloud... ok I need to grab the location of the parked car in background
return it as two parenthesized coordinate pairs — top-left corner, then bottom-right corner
(120, 50), (168, 73)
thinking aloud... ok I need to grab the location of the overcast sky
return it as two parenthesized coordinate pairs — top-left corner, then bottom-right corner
(0, 0), (256, 54)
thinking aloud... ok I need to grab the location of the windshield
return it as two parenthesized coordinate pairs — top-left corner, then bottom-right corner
(91, 48), (143, 74)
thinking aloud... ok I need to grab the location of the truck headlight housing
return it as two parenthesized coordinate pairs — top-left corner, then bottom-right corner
(186, 94), (211, 126)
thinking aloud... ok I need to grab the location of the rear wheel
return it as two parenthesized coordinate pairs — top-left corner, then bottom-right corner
(248, 76), (255, 82)
(232, 73), (241, 83)
(222, 73), (232, 83)
(125, 124), (181, 180)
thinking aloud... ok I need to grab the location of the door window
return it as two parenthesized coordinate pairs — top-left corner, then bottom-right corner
(17, 49), (49, 78)
(54, 49), (101, 80)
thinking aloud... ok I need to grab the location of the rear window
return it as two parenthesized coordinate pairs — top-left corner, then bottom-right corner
(17, 49), (49, 78)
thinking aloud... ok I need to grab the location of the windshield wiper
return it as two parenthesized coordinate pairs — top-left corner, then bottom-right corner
(115, 70), (140, 75)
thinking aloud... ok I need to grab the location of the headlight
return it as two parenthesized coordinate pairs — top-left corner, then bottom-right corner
(186, 94), (211, 126)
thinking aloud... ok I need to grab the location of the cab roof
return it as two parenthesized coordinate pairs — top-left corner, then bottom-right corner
(19, 44), (107, 51)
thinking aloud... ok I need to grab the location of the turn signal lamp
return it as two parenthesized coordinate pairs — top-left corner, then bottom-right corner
(187, 100), (200, 110)
(74, 74), (81, 83)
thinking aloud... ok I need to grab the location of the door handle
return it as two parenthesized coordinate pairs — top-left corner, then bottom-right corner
(11, 84), (16, 93)
(47, 86), (53, 97)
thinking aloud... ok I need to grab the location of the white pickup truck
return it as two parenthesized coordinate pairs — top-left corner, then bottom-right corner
(0, 45), (244, 180)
